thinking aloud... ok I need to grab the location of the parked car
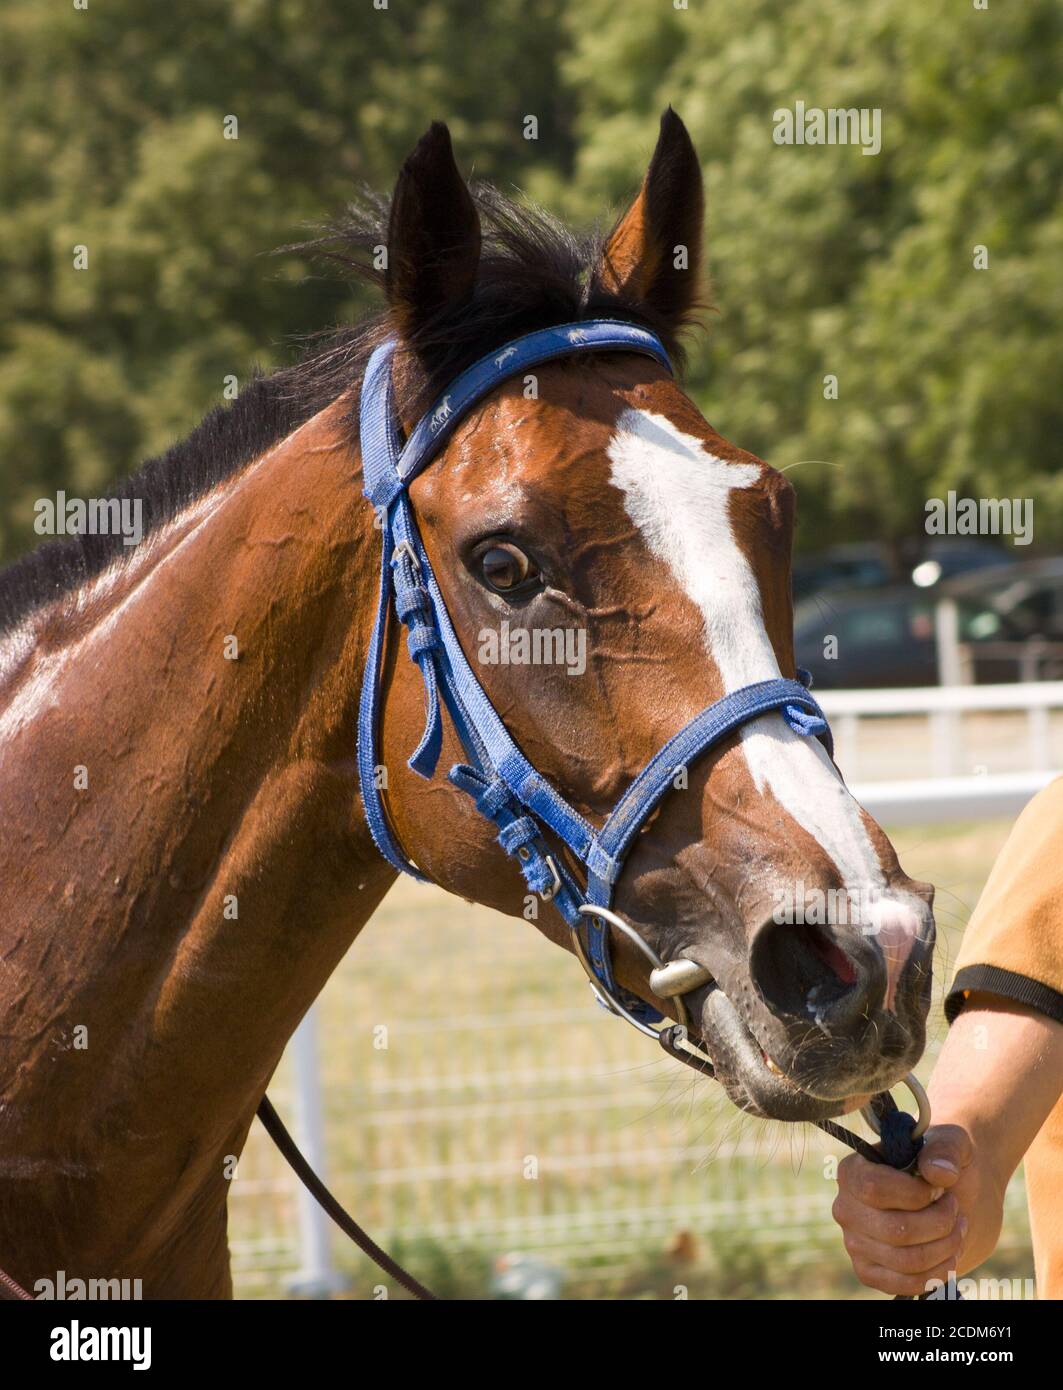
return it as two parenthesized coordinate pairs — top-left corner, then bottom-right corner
(793, 568), (1063, 688)
(795, 588), (940, 688)
(791, 544), (891, 600)
(791, 539), (1014, 603)
(939, 558), (1063, 642)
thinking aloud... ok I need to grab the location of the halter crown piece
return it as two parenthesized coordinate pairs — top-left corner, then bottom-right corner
(357, 320), (832, 1028)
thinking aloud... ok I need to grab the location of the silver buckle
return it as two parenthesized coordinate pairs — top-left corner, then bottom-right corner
(539, 854), (562, 902)
(391, 540), (420, 572)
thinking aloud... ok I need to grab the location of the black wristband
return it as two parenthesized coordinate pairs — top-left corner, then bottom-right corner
(945, 964), (1063, 1026)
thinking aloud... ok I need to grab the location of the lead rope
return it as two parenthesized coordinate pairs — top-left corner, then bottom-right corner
(822, 1097), (947, 1302)
(657, 1026), (953, 1302)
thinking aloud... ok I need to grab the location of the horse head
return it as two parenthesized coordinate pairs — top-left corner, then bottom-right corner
(372, 113), (935, 1122)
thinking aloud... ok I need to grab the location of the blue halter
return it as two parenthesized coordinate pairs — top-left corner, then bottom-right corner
(357, 319), (832, 1025)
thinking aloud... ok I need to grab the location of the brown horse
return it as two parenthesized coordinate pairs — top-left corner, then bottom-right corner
(0, 111), (933, 1298)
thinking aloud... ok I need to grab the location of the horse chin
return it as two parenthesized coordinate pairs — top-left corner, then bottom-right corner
(696, 988), (869, 1123)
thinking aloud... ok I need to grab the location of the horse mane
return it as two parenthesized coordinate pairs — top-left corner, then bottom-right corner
(0, 182), (697, 637)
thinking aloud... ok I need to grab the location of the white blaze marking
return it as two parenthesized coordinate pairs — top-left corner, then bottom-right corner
(607, 408), (920, 995)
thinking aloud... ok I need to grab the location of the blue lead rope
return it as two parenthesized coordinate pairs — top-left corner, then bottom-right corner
(356, 319), (833, 1022)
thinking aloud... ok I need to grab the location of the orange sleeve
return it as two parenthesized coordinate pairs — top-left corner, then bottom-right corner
(945, 777), (1063, 1025)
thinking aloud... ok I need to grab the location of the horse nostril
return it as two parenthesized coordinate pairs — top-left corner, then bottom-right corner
(749, 917), (877, 1035)
(807, 928), (857, 986)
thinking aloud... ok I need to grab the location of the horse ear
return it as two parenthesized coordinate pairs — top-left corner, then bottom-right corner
(598, 108), (704, 325)
(386, 122), (481, 338)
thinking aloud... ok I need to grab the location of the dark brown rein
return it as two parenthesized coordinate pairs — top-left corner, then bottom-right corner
(255, 1096), (438, 1301)
(0, 1266), (32, 1301)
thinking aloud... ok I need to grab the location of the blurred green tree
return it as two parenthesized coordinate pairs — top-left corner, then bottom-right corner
(551, 0), (1063, 560)
(1, 0), (1060, 565)
(0, 0), (573, 558)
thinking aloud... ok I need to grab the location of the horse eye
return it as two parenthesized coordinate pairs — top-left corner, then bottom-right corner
(478, 543), (537, 593)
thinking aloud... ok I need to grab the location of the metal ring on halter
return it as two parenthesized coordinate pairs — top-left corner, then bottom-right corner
(574, 904), (690, 1036)
(860, 1073), (931, 1141)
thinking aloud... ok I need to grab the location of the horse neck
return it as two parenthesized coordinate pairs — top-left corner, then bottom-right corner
(0, 397), (396, 1289)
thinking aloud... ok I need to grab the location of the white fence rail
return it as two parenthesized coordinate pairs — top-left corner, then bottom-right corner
(849, 771), (1057, 825)
(819, 680), (1063, 823)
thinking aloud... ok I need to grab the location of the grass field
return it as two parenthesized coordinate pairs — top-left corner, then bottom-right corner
(228, 815), (1034, 1300)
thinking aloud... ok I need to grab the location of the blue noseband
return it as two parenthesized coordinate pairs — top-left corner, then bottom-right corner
(357, 319), (832, 1025)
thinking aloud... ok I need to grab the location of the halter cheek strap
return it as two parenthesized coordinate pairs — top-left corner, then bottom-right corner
(357, 320), (832, 1024)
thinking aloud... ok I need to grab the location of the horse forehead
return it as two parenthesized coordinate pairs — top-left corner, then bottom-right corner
(484, 370), (628, 452)
(431, 375), (628, 505)
(446, 368), (698, 482)
(433, 371), (775, 534)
